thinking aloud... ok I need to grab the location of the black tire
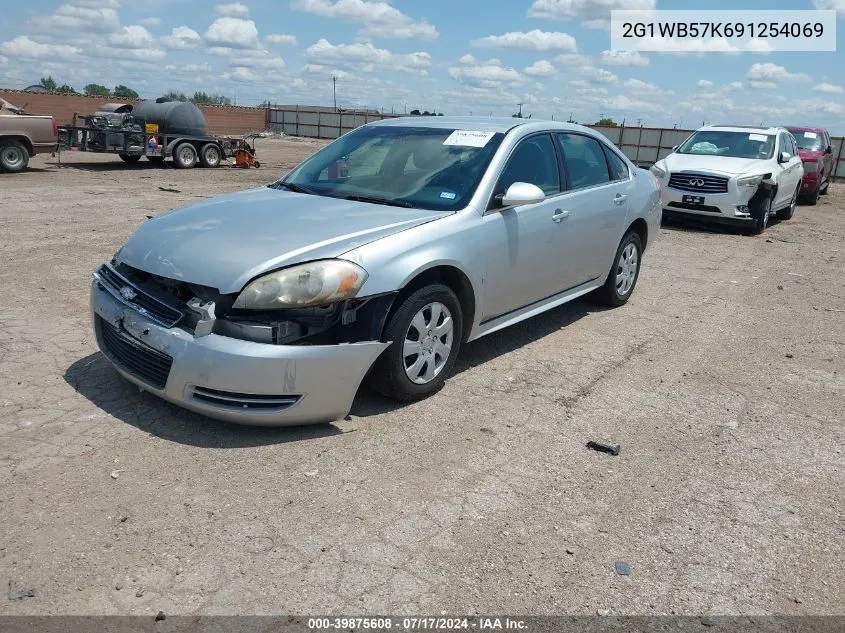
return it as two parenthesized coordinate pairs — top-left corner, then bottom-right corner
(366, 284), (463, 402)
(751, 193), (772, 235)
(591, 230), (643, 307)
(254, 161), (261, 168)
(819, 180), (829, 196)
(173, 143), (197, 169)
(118, 153), (142, 164)
(199, 143), (222, 168)
(0, 140), (29, 173)
(804, 184), (820, 206)
(778, 186), (798, 221)
(146, 155), (164, 164)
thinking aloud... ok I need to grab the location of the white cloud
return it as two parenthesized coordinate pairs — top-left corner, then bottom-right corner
(0, 35), (80, 59)
(568, 79), (607, 95)
(812, 82), (844, 94)
(266, 34), (298, 45)
(625, 78), (661, 93)
(222, 66), (261, 82)
(747, 63), (811, 83)
(600, 50), (649, 66)
(594, 68), (618, 83)
(471, 30), (577, 52)
(813, 0), (845, 16)
(306, 39), (430, 74)
(216, 3), (250, 18)
(749, 80), (777, 89)
(140, 17), (161, 27)
(523, 60), (557, 77)
(458, 54), (478, 65)
(34, 0), (121, 35)
(205, 17), (260, 49)
(449, 57), (522, 89)
(697, 79), (713, 88)
(528, 0), (656, 27)
(292, 0), (438, 39)
(555, 53), (593, 67)
(794, 98), (844, 116)
(726, 81), (744, 91)
(599, 94), (660, 113)
(109, 25), (156, 49)
(162, 26), (201, 50)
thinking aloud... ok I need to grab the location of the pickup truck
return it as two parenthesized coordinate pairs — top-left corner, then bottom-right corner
(0, 98), (58, 173)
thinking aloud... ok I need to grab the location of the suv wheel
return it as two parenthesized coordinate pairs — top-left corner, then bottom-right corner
(751, 194), (771, 235)
(366, 284), (463, 402)
(778, 186), (798, 221)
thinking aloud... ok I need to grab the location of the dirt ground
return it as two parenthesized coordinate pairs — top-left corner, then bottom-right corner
(0, 138), (842, 617)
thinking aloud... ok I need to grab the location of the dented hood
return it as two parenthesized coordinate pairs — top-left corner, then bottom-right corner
(117, 187), (448, 293)
(663, 153), (768, 177)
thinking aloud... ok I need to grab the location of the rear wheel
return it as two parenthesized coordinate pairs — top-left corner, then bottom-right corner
(173, 143), (197, 169)
(819, 179), (830, 196)
(592, 230), (643, 307)
(199, 143), (221, 168)
(118, 153), (141, 164)
(778, 186), (798, 221)
(366, 284), (463, 402)
(0, 140), (29, 173)
(805, 184), (820, 206)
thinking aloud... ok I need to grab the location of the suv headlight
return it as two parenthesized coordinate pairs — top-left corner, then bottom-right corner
(233, 260), (368, 310)
(737, 174), (764, 187)
(650, 164), (666, 179)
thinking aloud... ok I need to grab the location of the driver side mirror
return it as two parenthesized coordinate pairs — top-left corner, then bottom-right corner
(671, 145), (679, 152)
(825, 146), (833, 155)
(778, 151), (792, 163)
(500, 182), (546, 207)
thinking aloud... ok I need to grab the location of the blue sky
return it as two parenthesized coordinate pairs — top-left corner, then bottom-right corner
(1, 0), (843, 132)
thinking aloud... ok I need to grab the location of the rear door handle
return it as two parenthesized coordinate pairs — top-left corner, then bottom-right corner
(552, 209), (571, 223)
(614, 193), (627, 205)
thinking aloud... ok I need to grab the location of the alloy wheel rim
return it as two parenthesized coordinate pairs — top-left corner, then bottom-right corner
(403, 302), (454, 384)
(615, 242), (638, 296)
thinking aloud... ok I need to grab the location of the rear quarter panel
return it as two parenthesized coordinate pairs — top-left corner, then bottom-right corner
(0, 115), (57, 154)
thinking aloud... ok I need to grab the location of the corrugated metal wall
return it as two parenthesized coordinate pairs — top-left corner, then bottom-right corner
(265, 107), (845, 182)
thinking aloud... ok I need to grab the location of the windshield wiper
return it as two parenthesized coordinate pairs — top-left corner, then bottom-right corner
(269, 181), (315, 195)
(342, 195), (414, 208)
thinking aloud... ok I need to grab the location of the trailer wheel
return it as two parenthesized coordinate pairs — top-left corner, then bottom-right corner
(119, 153), (142, 164)
(0, 140), (29, 173)
(199, 143), (222, 168)
(173, 143), (198, 169)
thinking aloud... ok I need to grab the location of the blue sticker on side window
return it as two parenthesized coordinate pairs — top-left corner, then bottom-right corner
(439, 191), (457, 200)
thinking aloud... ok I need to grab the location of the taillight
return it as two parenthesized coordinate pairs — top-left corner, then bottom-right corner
(51, 118), (58, 137)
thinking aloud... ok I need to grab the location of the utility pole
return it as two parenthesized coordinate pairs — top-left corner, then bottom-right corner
(516, 102), (524, 118)
(332, 76), (338, 111)
(636, 118), (643, 127)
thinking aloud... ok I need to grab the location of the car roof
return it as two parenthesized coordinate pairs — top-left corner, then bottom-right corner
(366, 115), (599, 136)
(786, 125), (827, 133)
(702, 124), (782, 135)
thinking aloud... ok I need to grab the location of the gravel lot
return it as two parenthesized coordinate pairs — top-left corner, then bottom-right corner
(1, 138), (843, 616)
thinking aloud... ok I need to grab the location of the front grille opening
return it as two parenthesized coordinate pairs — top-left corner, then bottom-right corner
(97, 317), (173, 390)
(667, 201), (723, 214)
(97, 264), (184, 328)
(191, 386), (301, 411)
(668, 172), (729, 194)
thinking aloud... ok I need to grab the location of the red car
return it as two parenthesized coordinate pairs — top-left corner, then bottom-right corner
(787, 126), (835, 205)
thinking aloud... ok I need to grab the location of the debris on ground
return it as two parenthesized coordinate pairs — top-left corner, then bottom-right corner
(614, 561), (631, 576)
(155, 611), (166, 622)
(586, 441), (620, 456)
(135, 588), (145, 597)
(8, 580), (36, 600)
(110, 469), (124, 479)
(158, 186), (181, 193)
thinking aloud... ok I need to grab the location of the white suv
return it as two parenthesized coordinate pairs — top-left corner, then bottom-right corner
(651, 125), (804, 234)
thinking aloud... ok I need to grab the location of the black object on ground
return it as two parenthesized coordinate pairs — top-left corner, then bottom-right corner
(155, 611), (166, 622)
(586, 441), (620, 456)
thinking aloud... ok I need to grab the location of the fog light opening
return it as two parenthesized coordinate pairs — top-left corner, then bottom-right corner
(735, 205), (751, 218)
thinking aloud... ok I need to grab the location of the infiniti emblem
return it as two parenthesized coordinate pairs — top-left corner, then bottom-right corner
(119, 286), (137, 301)
(688, 178), (706, 187)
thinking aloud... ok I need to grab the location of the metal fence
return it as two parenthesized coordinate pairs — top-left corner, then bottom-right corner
(265, 106), (845, 182)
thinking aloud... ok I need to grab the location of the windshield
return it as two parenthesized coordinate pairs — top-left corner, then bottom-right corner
(277, 125), (504, 211)
(791, 131), (822, 151)
(676, 131), (775, 160)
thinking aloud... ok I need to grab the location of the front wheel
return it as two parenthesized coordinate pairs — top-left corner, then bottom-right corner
(366, 284), (463, 402)
(592, 231), (643, 307)
(0, 140), (29, 173)
(751, 193), (772, 235)
(173, 143), (197, 169)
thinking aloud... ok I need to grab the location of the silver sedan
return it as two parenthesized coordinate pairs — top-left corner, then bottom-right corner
(90, 117), (662, 425)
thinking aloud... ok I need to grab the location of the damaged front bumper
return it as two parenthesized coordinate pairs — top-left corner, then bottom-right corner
(90, 279), (389, 426)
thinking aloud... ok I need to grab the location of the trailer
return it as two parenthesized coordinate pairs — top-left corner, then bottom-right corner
(57, 100), (240, 169)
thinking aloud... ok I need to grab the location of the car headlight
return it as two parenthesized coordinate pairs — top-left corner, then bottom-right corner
(233, 260), (368, 310)
(649, 164), (666, 179)
(737, 174), (764, 187)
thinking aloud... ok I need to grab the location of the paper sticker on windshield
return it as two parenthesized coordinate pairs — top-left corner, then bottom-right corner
(440, 191), (457, 200)
(804, 131), (818, 139)
(748, 133), (768, 142)
(443, 130), (495, 148)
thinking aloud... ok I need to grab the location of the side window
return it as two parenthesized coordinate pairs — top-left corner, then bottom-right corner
(778, 132), (789, 156)
(557, 133), (611, 189)
(603, 145), (629, 181)
(496, 134), (561, 196)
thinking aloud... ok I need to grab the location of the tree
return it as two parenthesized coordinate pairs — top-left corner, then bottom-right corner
(113, 85), (139, 99)
(409, 109), (421, 115)
(191, 91), (232, 106)
(84, 83), (111, 97)
(40, 76), (57, 91)
(159, 90), (188, 102)
(56, 84), (78, 94)
(595, 117), (618, 126)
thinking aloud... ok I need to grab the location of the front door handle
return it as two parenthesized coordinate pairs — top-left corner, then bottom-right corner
(552, 208), (571, 223)
(614, 193), (627, 205)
